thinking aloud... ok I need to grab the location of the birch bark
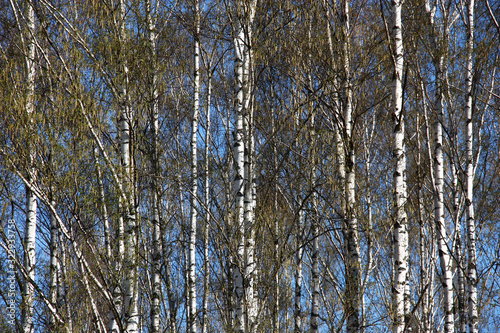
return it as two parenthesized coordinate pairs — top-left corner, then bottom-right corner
(465, 0), (478, 331)
(243, 3), (257, 330)
(425, 2), (454, 330)
(146, 1), (162, 331)
(232, 1), (257, 331)
(342, 1), (360, 331)
(21, 2), (37, 332)
(233, 8), (246, 332)
(49, 185), (58, 330)
(117, 1), (138, 331)
(310, 126), (319, 333)
(202, 69), (212, 333)
(294, 209), (304, 333)
(391, 0), (409, 331)
(188, 0), (201, 330)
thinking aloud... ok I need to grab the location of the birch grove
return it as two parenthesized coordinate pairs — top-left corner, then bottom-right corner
(1, 0), (499, 332)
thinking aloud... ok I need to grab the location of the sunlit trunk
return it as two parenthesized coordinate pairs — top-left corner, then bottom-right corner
(202, 71), (212, 333)
(117, 1), (138, 331)
(391, 0), (409, 331)
(146, 1), (162, 331)
(21, 2), (37, 332)
(465, 0), (478, 331)
(188, 1), (200, 330)
(342, 1), (360, 331)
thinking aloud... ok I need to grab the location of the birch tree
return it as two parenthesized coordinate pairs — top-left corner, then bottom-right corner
(233, 3), (247, 330)
(117, 1), (138, 331)
(14, 1), (38, 332)
(390, 0), (409, 331)
(146, 0), (162, 331)
(202, 67), (212, 333)
(232, 0), (257, 331)
(424, 1), (454, 331)
(341, 1), (360, 331)
(188, 0), (201, 331)
(465, 0), (478, 331)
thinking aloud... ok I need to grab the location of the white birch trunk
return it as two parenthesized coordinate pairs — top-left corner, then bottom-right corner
(342, 1), (360, 331)
(434, 59), (454, 333)
(22, 2), (37, 332)
(306, 56), (319, 332)
(94, 147), (112, 259)
(117, 1), (138, 331)
(424, 3), (454, 331)
(434, 51), (455, 333)
(310, 191), (319, 333)
(189, 1), (200, 330)
(49, 186), (58, 330)
(452, 163), (466, 333)
(423, 97), (439, 333)
(306, 18), (320, 333)
(417, 112), (431, 333)
(361, 117), (375, 333)
(59, 239), (73, 333)
(272, 112), (279, 333)
(294, 209), (304, 333)
(465, 0), (478, 331)
(202, 71), (212, 333)
(95, 144), (120, 333)
(293, 101), (304, 333)
(162, 214), (177, 333)
(391, 1), (409, 332)
(243, 3), (257, 330)
(232, 1), (257, 331)
(109, 199), (124, 333)
(233, 12), (246, 332)
(146, 1), (162, 331)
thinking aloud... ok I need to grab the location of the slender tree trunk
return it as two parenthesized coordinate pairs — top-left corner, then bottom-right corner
(49, 185), (59, 331)
(95, 147), (112, 259)
(272, 110), (280, 333)
(232, 1), (257, 331)
(434, 63), (454, 333)
(223, 103), (235, 330)
(310, 147), (319, 333)
(233, 9), (246, 332)
(243, 3), (257, 329)
(202, 70), (212, 333)
(293, 98), (304, 333)
(244, 108), (257, 333)
(391, 0), (409, 332)
(465, 0), (478, 331)
(117, 1), (138, 331)
(434, 45), (455, 333)
(109, 200), (124, 333)
(361, 117), (375, 333)
(310, 193), (319, 333)
(21, 2), (37, 332)
(146, 1), (162, 331)
(161, 207), (178, 333)
(188, 1), (201, 330)
(305, 16), (320, 333)
(341, 1), (360, 331)
(424, 3), (454, 332)
(423, 96), (438, 333)
(60, 239), (73, 333)
(434, 58), (454, 333)
(416, 111), (430, 333)
(452, 162), (466, 333)
(294, 209), (304, 333)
